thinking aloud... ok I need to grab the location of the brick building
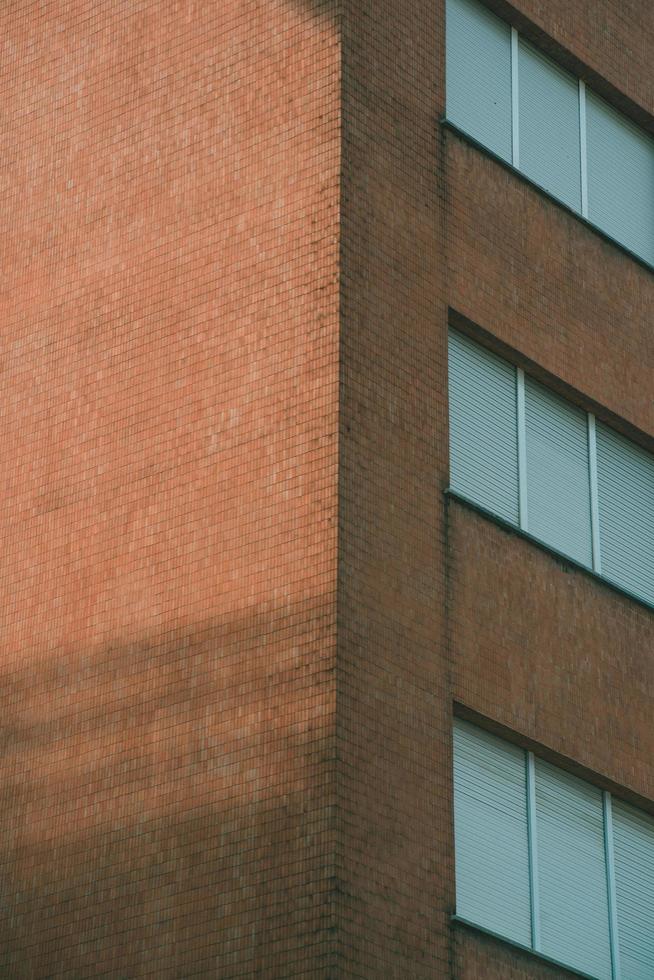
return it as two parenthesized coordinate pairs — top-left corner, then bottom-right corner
(2, 0), (653, 977)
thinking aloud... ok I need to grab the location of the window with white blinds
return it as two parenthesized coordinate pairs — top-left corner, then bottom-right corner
(596, 424), (654, 606)
(524, 377), (593, 568)
(445, 0), (512, 163)
(452, 717), (532, 945)
(445, 0), (654, 267)
(447, 329), (654, 607)
(517, 39), (582, 212)
(448, 329), (519, 524)
(586, 93), (654, 267)
(453, 718), (654, 979)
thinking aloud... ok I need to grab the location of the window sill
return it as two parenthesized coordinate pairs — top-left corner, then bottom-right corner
(440, 118), (654, 278)
(452, 915), (601, 980)
(445, 488), (654, 615)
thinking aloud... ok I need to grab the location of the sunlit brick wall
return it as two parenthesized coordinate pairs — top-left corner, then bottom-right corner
(0, 1), (340, 975)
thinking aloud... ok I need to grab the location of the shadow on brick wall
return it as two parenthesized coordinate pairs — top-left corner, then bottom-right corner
(293, 0), (339, 18)
(0, 595), (335, 977)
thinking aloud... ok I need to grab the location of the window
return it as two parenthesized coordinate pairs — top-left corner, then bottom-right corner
(517, 38), (581, 211)
(445, 0), (512, 163)
(448, 328), (519, 524)
(445, 0), (654, 267)
(453, 718), (654, 979)
(586, 93), (654, 266)
(524, 375), (593, 567)
(447, 329), (654, 607)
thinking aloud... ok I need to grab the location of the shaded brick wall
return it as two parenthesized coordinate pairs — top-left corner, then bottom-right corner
(339, 0), (654, 976)
(0, 1), (340, 975)
(453, 921), (589, 980)
(445, 1), (654, 976)
(338, 0), (451, 975)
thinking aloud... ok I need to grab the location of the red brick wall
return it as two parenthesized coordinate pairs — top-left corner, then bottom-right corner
(454, 921), (589, 979)
(0, 1), (340, 975)
(449, 505), (654, 804)
(338, 0), (452, 974)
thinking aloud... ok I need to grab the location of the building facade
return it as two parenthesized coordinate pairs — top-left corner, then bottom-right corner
(1, 0), (653, 976)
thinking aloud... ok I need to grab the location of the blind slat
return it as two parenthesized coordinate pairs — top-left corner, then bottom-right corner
(454, 722), (654, 980)
(518, 39), (582, 211)
(524, 378), (592, 567)
(453, 719), (532, 944)
(535, 759), (612, 979)
(448, 330), (519, 524)
(446, 0), (512, 162)
(446, 0), (654, 268)
(613, 800), (654, 979)
(596, 422), (654, 605)
(586, 91), (654, 266)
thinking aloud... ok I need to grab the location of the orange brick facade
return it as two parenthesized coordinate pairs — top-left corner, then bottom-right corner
(1, 0), (653, 977)
(1, 1), (339, 975)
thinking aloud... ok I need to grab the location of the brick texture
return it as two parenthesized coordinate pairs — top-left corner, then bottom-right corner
(337, 0), (451, 974)
(453, 921), (592, 980)
(449, 504), (654, 804)
(0, 1), (340, 976)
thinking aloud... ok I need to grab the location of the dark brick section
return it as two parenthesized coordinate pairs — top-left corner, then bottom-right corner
(454, 920), (595, 980)
(338, 0), (451, 973)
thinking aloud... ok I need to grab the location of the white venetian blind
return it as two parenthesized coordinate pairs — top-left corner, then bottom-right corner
(586, 91), (654, 266)
(535, 759), (612, 980)
(524, 377), (593, 567)
(596, 422), (654, 606)
(613, 799), (654, 979)
(453, 719), (532, 945)
(448, 330), (519, 524)
(446, 0), (513, 163)
(517, 39), (582, 211)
